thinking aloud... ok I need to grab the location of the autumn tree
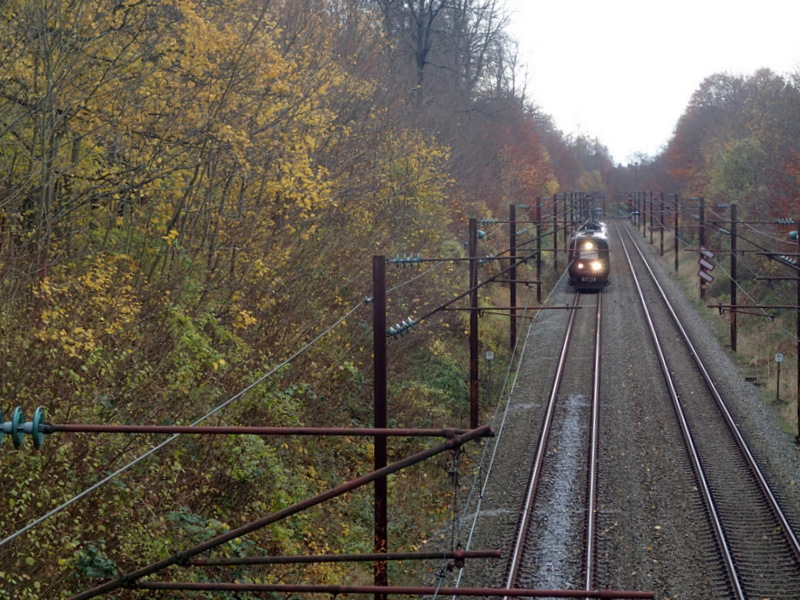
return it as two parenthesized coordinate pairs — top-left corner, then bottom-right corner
(666, 69), (800, 219)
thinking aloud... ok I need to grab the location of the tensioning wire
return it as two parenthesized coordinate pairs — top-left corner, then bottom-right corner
(0, 299), (368, 549)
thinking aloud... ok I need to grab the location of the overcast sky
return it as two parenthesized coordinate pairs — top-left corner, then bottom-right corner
(503, 0), (800, 165)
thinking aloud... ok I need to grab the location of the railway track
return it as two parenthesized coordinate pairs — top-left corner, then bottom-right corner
(503, 290), (603, 595)
(617, 221), (800, 598)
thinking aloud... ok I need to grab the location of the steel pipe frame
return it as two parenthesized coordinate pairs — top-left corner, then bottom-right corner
(43, 424), (470, 437)
(134, 582), (655, 598)
(187, 549), (501, 566)
(66, 424), (493, 600)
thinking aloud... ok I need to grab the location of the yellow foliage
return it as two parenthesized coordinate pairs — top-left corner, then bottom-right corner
(34, 255), (142, 360)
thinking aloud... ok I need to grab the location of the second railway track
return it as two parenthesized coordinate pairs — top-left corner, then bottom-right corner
(448, 217), (800, 599)
(616, 221), (800, 599)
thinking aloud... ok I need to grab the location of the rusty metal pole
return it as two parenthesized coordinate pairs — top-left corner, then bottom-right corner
(553, 195), (559, 272)
(372, 255), (388, 599)
(730, 204), (737, 352)
(509, 204), (517, 352)
(67, 425), (495, 600)
(563, 194), (570, 256)
(796, 221), (800, 443)
(659, 193), (665, 256)
(674, 194), (680, 273)
(641, 192), (646, 237)
(649, 192), (654, 245)
(469, 218), (479, 429)
(536, 200), (542, 303)
(699, 197), (706, 301)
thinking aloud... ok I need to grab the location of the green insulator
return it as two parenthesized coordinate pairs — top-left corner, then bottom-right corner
(11, 407), (25, 449)
(31, 407), (46, 450)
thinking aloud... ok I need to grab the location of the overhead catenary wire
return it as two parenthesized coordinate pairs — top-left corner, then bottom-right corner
(0, 299), (369, 549)
(1, 216), (525, 549)
(649, 202), (800, 343)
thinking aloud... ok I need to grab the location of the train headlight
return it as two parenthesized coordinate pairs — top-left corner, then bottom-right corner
(590, 260), (604, 273)
(582, 241), (595, 251)
(576, 261), (585, 270)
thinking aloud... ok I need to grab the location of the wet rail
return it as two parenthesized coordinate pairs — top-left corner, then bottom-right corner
(617, 222), (800, 599)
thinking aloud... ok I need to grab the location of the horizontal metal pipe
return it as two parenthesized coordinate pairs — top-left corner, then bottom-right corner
(441, 306), (579, 311)
(135, 582), (654, 598)
(66, 424), (493, 600)
(188, 549), (501, 566)
(44, 424), (469, 437)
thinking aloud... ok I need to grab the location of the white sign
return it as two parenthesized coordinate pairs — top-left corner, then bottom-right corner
(698, 270), (714, 283)
(775, 353), (784, 363)
(485, 351), (494, 361)
(699, 246), (715, 259)
(698, 258), (715, 271)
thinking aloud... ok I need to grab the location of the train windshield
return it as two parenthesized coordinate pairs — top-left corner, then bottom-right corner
(579, 240), (599, 260)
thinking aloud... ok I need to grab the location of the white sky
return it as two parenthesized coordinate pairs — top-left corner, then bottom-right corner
(504, 0), (800, 165)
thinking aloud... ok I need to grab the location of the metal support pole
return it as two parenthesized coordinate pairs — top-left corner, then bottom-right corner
(509, 204), (517, 352)
(699, 197), (706, 300)
(796, 222), (800, 443)
(563, 194), (569, 256)
(469, 218), (479, 429)
(659, 193), (665, 256)
(67, 425), (494, 600)
(649, 192), (654, 245)
(674, 194), (680, 273)
(730, 204), (737, 352)
(553, 196), (559, 272)
(536, 200), (543, 303)
(641, 191), (647, 237)
(372, 256), (388, 599)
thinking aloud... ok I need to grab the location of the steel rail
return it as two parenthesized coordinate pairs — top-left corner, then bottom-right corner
(616, 222), (745, 599)
(503, 292), (582, 595)
(584, 292), (602, 591)
(622, 224), (800, 564)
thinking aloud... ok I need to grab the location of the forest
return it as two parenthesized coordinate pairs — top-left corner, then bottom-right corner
(1, 0), (800, 597)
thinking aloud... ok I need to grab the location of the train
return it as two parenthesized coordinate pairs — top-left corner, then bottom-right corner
(567, 221), (610, 291)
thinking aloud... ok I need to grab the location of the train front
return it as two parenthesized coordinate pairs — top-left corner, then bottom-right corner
(568, 228), (610, 291)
